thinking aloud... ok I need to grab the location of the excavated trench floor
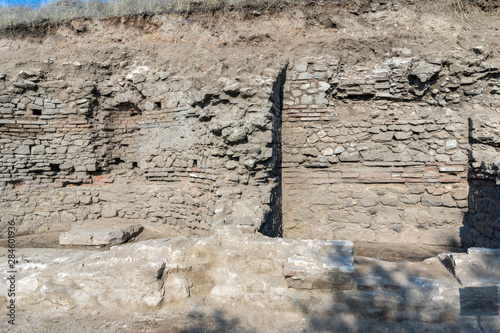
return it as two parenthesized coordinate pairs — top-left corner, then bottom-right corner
(9, 309), (500, 333)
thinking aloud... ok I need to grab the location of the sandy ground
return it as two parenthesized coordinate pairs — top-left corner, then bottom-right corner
(5, 306), (500, 332)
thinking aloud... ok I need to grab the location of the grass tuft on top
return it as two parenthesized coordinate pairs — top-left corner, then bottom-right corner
(0, 0), (497, 30)
(0, 0), (298, 29)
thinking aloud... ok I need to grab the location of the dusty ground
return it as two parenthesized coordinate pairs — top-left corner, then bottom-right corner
(6, 305), (500, 333)
(1, 1), (500, 332)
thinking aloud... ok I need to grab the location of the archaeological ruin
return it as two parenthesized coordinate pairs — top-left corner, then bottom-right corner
(1, 0), (499, 331)
(1, 45), (500, 248)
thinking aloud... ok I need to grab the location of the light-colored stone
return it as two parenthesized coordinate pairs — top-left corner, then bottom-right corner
(59, 224), (143, 245)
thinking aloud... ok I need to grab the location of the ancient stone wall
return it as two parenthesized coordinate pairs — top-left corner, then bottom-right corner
(282, 53), (500, 246)
(0, 60), (283, 237)
(463, 114), (500, 248)
(1, 47), (500, 247)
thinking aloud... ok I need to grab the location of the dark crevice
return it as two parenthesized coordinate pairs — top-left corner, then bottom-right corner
(259, 64), (287, 238)
(461, 117), (500, 249)
(115, 102), (142, 115)
(49, 164), (61, 172)
(334, 95), (414, 103)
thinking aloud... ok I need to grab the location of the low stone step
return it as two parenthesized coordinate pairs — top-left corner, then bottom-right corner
(59, 224), (143, 246)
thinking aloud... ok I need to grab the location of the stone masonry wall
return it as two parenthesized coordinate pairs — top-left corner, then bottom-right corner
(1, 47), (500, 247)
(0, 59), (283, 237)
(282, 52), (500, 246)
(462, 114), (500, 248)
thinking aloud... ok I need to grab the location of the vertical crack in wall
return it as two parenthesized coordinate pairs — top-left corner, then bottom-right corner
(259, 65), (287, 238)
(461, 117), (475, 248)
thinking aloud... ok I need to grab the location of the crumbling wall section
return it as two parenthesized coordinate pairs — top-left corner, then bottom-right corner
(2, 47), (500, 247)
(282, 52), (500, 246)
(0, 60), (284, 237)
(463, 114), (500, 248)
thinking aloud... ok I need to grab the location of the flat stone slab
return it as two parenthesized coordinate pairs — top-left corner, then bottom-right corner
(59, 224), (143, 245)
(2, 230), (500, 324)
(2, 226), (355, 311)
(453, 247), (500, 286)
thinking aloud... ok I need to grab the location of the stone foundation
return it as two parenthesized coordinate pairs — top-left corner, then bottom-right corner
(1, 46), (500, 248)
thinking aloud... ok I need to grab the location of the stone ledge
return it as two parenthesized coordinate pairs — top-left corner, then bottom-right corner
(59, 224), (143, 246)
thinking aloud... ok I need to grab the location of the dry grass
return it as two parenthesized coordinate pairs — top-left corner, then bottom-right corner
(434, 0), (473, 20)
(0, 0), (497, 29)
(0, 0), (297, 29)
(433, 0), (499, 20)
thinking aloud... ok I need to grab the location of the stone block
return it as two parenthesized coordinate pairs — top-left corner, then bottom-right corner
(339, 150), (360, 162)
(59, 224), (143, 245)
(411, 61), (441, 82)
(14, 145), (31, 155)
(421, 193), (442, 207)
(372, 132), (394, 142)
(302, 147), (319, 157)
(451, 190), (468, 201)
(394, 132), (412, 140)
(61, 211), (76, 223)
(380, 194), (399, 206)
(293, 61), (308, 72)
(31, 145), (45, 155)
(361, 195), (380, 207)
(321, 147), (334, 156)
(101, 205), (118, 218)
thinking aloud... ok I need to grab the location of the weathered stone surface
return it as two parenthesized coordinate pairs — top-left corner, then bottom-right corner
(411, 61), (441, 82)
(3, 231), (499, 327)
(2, 8), (500, 330)
(421, 193), (442, 207)
(1, 22), (500, 250)
(1, 227), (355, 310)
(339, 150), (360, 162)
(59, 224), (143, 245)
(101, 205), (118, 218)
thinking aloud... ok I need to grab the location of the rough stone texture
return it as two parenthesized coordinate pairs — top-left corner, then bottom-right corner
(1, 230), (499, 325)
(2, 52), (500, 247)
(0, 1), (499, 249)
(0, 64), (284, 239)
(282, 55), (500, 246)
(1, 2), (500, 331)
(460, 114), (500, 248)
(0, 227), (355, 310)
(59, 223), (143, 245)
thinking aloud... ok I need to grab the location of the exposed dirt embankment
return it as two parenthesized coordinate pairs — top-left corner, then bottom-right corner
(1, 1), (499, 79)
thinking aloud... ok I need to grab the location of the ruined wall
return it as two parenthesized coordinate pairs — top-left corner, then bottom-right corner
(1, 45), (500, 247)
(282, 52), (500, 246)
(463, 114), (500, 248)
(0, 59), (283, 237)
